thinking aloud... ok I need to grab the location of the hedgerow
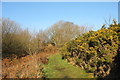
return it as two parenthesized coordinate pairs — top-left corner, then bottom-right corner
(61, 21), (120, 78)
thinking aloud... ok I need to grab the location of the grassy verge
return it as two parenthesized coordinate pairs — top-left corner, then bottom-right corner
(43, 54), (94, 78)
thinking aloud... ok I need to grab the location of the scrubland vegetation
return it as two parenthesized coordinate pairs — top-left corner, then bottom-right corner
(2, 18), (90, 58)
(60, 19), (120, 78)
(1, 18), (120, 79)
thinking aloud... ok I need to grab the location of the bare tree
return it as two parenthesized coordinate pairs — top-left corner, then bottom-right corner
(46, 21), (91, 47)
(2, 18), (31, 58)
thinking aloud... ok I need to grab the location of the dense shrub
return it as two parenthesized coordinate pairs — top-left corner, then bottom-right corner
(61, 21), (120, 78)
(2, 18), (32, 58)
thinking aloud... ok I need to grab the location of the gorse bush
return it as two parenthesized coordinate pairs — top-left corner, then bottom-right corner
(61, 20), (120, 78)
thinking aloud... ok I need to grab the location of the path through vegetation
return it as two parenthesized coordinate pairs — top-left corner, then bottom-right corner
(43, 54), (94, 78)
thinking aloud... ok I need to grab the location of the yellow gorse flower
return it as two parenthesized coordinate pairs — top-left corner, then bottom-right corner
(89, 36), (95, 40)
(76, 40), (81, 42)
(79, 46), (84, 49)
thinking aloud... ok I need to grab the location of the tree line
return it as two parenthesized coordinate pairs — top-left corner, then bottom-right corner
(1, 18), (91, 58)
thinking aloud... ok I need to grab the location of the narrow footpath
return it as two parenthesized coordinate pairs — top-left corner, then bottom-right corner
(43, 54), (94, 78)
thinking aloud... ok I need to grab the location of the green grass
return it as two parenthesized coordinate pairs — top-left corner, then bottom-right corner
(43, 54), (94, 78)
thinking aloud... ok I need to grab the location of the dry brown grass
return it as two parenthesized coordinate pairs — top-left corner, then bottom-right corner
(2, 51), (56, 78)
